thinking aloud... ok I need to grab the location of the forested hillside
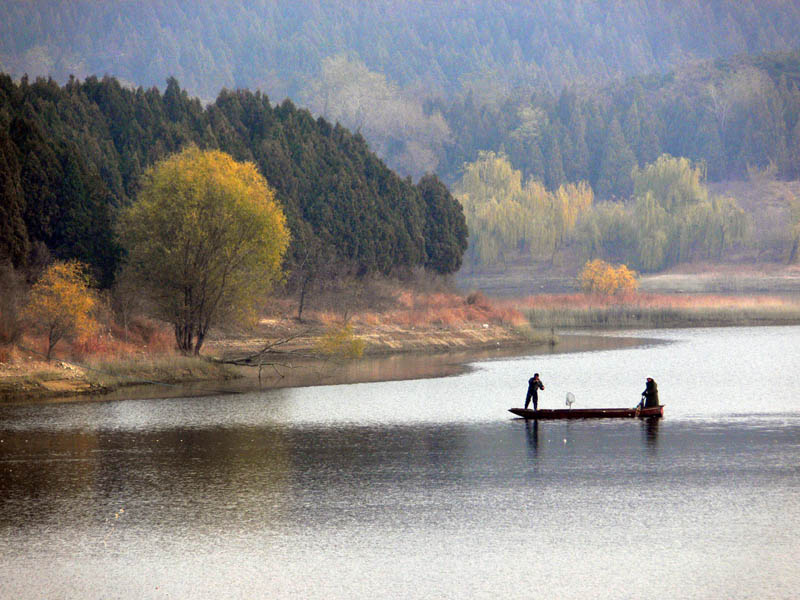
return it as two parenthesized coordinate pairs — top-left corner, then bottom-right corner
(3, 1), (798, 100)
(2, 1), (799, 284)
(433, 51), (800, 196)
(2, 1), (800, 179)
(0, 75), (467, 286)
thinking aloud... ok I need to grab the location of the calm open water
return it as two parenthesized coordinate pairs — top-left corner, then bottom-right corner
(1, 326), (799, 599)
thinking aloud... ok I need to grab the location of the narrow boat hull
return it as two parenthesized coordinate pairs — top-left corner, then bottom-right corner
(508, 406), (664, 419)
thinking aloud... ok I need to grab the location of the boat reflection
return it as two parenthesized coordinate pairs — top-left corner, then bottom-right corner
(525, 419), (539, 457)
(641, 416), (661, 453)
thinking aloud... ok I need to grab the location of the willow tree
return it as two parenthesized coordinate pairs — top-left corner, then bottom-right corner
(455, 152), (592, 267)
(118, 147), (290, 355)
(579, 185), (748, 272)
(628, 154), (749, 269)
(632, 154), (707, 211)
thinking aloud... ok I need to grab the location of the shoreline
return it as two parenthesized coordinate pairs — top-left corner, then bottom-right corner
(0, 326), (668, 404)
(3, 287), (799, 404)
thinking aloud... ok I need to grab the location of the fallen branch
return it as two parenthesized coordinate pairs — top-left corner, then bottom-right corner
(210, 329), (362, 384)
(211, 332), (312, 367)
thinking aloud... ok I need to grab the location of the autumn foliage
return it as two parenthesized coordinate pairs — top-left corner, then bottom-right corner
(118, 147), (290, 355)
(579, 259), (638, 295)
(455, 151), (593, 266)
(24, 261), (99, 359)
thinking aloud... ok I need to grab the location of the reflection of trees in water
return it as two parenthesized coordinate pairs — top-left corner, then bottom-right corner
(520, 417), (661, 460)
(0, 429), (101, 526)
(0, 426), (294, 530)
(0, 421), (484, 536)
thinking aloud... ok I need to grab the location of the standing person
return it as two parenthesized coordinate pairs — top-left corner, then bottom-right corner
(524, 373), (545, 410)
(641, 377), (659, 408)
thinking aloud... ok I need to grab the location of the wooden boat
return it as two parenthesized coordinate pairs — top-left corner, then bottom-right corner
(508, 405), (664, 419)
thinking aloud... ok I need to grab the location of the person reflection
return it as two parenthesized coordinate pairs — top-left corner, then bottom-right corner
(641, 416), (660, 452)
(525, 419), (540, 457)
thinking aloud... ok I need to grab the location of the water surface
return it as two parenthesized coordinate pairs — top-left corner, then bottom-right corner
(1, 326), (798, 599)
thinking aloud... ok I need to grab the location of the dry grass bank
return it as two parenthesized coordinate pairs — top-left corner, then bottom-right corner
(208, 287), (545, 360)
(0, 316), (238, 400)
(0, 346), (237, 401)
(1, 283), (546, 400)
(638, 263), (800, 294)
(456, 260), (800, 298)
(521, 291), (800, 328)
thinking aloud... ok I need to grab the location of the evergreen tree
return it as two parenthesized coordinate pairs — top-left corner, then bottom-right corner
(596, 118), (636, 200)
(0, 127), (28, 266)
(418, 174), (468, 274)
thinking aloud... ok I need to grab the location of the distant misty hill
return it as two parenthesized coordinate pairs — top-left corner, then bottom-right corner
(3, 1), (800, 101)
(1, 1), (799, 182)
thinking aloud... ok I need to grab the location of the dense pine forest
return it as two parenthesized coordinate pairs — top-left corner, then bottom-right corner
(0, 75), (467, 287)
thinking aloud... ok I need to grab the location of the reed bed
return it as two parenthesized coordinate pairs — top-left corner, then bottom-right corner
(520, 292), (800, 328)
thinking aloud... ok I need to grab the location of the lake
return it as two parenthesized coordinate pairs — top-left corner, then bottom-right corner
(1, 326), (798, 599)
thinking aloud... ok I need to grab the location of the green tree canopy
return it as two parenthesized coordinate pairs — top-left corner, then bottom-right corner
(0, 74), (467, 284)
(118, 147), (290, 355)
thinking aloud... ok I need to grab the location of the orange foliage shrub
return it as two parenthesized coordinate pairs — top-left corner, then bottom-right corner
(579, 259), (638, 295)
(69, 317), (175, 360)
(465, 290), (490, 308)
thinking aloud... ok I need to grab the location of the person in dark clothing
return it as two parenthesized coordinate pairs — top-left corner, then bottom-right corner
(640, 377), (659, 408)
(524, 373), (545, 410)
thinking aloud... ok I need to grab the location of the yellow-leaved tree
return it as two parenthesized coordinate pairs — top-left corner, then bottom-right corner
(24, 261), (99, 360)
(118, 147), (290, 355)
(579, 259), (638, 295)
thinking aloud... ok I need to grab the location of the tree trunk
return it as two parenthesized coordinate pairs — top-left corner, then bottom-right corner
(175, 322), (194, 354)
(46, 326), (59, 361)
(194, 321), (211, 356)
(789, 236), (799, 264)
(194, 327), (206, 356)
(297, 273), (312, 322)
